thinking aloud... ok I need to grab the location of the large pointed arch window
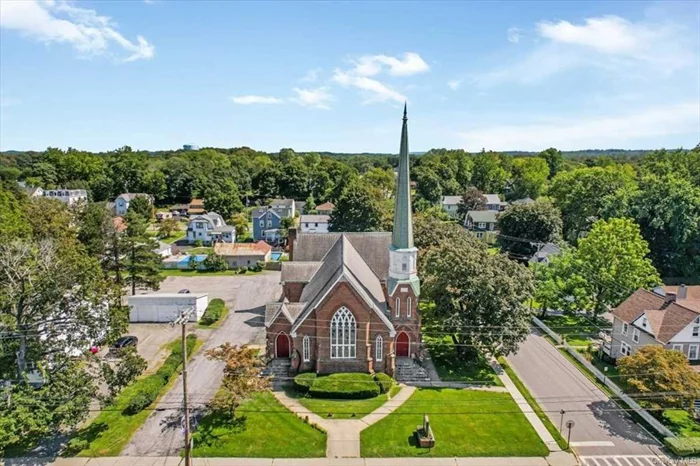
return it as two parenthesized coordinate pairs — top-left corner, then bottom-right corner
(330, 307), (356, 359)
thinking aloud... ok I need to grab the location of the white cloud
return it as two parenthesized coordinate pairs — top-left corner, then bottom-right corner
(0, 0), (154, 62)
(537, 16), (644, 54)
(292, 87), (333, 109)
(458, 102), (700, 151)
(300, 68), (321, 83)
(231, 95), (283, 105)
(507, 27), (521, 43)
(332, 70), (406, 104)
(351, 52), (430, 77)
(447, 80), (462, 91)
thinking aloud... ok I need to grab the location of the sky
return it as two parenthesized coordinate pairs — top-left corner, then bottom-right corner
(1, 0), (699, 153)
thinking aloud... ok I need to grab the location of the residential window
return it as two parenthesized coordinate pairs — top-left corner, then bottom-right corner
(330, 307), (356, 359)
(375, 335), (383, 363)
(196, 222), (204, 229)
(314, 223), (318, 227)
(302, 336), (310, 362)
(267, 220), (272, 227)
(478, 222), (486, 229)
(689, 345), (699, 360)
(622, 323), (629, 335)
(395, 297), (400, 318)
(620, 341), (631, 356)
(407, 297), (412, 318)
(402, 263), (407, 272)
(672, 344), (683, 352)
(476, 232), (484, 239)
(632, 328), (640, 343)
(259, 220), (264, 227)
(693, 326), (699, 337)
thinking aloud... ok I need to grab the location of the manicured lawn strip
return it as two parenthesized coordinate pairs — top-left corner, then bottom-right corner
(389, 385), (402, 398)
(424, 337), (502, 386)
(498, 357), (569, 451)
(198, 298), (229, 329)
(71, 337), (202, 457)
(192, 392), (326, 457)
(541, 314), (611, 347)
(296, 392), (388, 419)
(360, 388), (548, 457)
(160, 234), (185, 244)
(663, 410), (700, 438)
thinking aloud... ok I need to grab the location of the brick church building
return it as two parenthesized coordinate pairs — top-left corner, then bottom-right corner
(264, 105), (421, 376)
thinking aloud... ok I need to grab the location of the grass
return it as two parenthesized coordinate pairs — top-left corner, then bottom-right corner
(360, 388), (548, 457)
(159, 269), (262, 277)
(498, 357), (569, 451)
(70, 337), (203, 457)
(197, 298), (229, 329)
(662, 410), (700, 438)
(295, 392), (389, 419)
(187, 247), (214, 255)
(424, 337), (502, 386)
(541, 314), (611, 347)
(159, 234), (185, 244)
(191, 392), (326, 457)
(389, 385), (402, 398)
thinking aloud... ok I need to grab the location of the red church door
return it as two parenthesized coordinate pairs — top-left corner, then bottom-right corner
(396, 332), (410, 357)
(276, 333), (290, 358)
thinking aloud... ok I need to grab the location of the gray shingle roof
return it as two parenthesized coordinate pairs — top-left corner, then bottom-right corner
(467, 210), (498, 223)
(281, 262), (323, 282)
(300, 214), (330, 223)
(484, 194), (502, 204)
(441, 196), (462, 205)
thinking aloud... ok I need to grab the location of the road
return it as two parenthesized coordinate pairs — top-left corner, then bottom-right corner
(121, 272), (282, 456)
(506, 330), (664, 459)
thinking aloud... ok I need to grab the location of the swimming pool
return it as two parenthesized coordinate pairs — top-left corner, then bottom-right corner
(177, 254), (207, 267)
(271, 252), (282, 261)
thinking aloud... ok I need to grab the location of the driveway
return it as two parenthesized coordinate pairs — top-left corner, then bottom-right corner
(506, 330), (663, 458)
(122, 272), (282, 456)
(102, 324), (180, 373)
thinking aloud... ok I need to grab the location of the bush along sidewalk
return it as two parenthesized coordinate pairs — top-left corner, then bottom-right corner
(198, 298), (228, 328)
(65, 334), (199, 457)
(294, 372), (394, 399)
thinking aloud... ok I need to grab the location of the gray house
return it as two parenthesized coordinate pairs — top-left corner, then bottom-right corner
(464, 210), (499, 242)
(605, 285), (700, 361)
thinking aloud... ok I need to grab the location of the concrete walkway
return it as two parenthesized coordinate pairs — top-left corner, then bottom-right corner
(273, 385), (416, 458)
(489, 358), (561, 453)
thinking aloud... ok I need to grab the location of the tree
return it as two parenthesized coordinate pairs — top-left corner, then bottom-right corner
(413, 166), (442, 205)
(0, 186), (30, 242)
(471, 152), (509, 193)
(304, 194), (317, 213)
(122, 211), (164, 295)
(510, 157), (549, 199)
(364, 167), (395, 198)
(497, 201), (562, 258)
(128, 195), (153, 220)
(329, 181), (384, 232)
(204, 344), (270, 417)
(77, 202), (114, 259)
(229, 212), (249, 239)
(618, 346), (700, 410)
(203, 252), (228, 272)
(204, 179), (245, 219)
(419, 221), (534, 357)
(101, 347), (147, 400)
(457, 187), (486, 222)
(158, 217), (180, 239)
(537, 147), (563, 179)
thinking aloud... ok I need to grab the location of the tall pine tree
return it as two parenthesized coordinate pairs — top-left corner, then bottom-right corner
(123, 211), (163, 295)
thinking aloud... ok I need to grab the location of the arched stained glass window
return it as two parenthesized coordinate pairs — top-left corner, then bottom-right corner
(330, 307), (356, 359)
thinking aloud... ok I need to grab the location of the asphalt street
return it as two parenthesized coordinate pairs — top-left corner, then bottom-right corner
(121, 272), (282, 456)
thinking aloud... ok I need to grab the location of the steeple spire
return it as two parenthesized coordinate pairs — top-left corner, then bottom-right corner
(392, 103), (413, 249)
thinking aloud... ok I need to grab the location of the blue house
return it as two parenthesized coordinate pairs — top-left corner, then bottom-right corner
(253, 207), (284, 242)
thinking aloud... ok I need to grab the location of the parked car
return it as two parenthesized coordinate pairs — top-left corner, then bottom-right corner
(179, 289), (190, 294)
(112, 335), (138, 350)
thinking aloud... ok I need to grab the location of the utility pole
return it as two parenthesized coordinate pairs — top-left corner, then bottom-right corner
(530, 241), (544, 313)
(172, 307), (195, 466)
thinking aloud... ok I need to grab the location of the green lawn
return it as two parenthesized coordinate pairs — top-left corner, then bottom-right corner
(663, 410), (700, 438)
(70, 337), (202, 457)
(360, 388), (548, 457)
(424, 337), (502, 386)
(159, 269), (262, 277)
(197, 299), (229, 329)
(191, 392), (326, 457)
(293, 390), (389, 420)
(160, 234), (185, 244)
(542, 314), (611, 347)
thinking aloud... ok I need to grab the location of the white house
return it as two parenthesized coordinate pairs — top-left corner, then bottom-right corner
(186, 212), (235, 245)
(300, 214), (330, 233)
(43, 189), (88, 206)
(128, 293), (209, 322)
(115, 193), (153, 216)
(440, 196), (462, 218)
(484, 194), (508, 211)
(153, 241), (173, 258)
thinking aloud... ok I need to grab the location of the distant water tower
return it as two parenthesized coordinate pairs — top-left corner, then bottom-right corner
(183, 144), (199, 151)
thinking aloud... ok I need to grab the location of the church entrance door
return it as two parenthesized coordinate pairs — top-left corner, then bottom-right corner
(276, 333), (290, 358)
(396, 332), (410, 357)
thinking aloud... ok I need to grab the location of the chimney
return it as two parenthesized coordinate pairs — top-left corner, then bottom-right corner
(679, 284), (688, 300)
(663, 292), (677, 308)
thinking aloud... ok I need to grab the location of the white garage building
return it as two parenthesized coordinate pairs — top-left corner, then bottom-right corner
(128, 293), (209, 323)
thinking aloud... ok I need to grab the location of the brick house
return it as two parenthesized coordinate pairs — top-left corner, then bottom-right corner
(264, 105), (420, 377)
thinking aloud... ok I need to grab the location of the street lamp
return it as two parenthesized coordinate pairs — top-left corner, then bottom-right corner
(603, 366), (609, 386)
(565, 420), (575, 450)
(559, 409), (565, 432)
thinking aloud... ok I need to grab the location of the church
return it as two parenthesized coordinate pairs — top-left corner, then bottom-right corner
(264, 105), (421, 376)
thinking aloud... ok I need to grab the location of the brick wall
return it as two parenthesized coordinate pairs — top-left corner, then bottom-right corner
(389, 284), (421, 358)
(283, 282), (305, 302)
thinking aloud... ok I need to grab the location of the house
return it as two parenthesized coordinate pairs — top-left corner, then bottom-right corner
(484, 194), (508, 211)
(295, 201), (306, 215)
(115, 193), (153, 216)
(153, 241), (173, 258)
(186, 213), (235, 245)
(128, 293), (208, 322)
(156, 211), (173, 221)
(440, 196), (462, 218)
(24, 186), (44, 198)
(170, 204), (190, 217)
(300, 214), (330, 233)
(253, 199), (299, 242)
(315, 202), (335, 215)
(270, 198), (296, 218)
(605, 285), (700, 361)
(188, 199), (206, 216)
(265, 105), (421, 378)
(43, 189), (88, 206)
(464, 210), (499, 241)
(511, 197), (535, 206)
(214, 241), (272, 268)
(529, 242), (562, 264)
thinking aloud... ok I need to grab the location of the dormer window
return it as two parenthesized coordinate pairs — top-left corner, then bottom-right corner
(641, 317), (647, 327)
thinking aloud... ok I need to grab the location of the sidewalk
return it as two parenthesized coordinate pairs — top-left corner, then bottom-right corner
(3, 453), (578, 466)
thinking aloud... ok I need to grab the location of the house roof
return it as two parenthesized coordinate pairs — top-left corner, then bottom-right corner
(265, 302), (306, 326)
(153, 241), (172, 253)
(189, 212), (224, 227)
(467, 210), (498, 223)
(441, 196), (462, 205)
(315, 202), (335, 211)
(664, 285), (700, 312)
(281, 262), (323, 282)
(613, 289), (666, 324)
(270, 198), (295, 206)
(214, 241), (271, 257)
(253, 207), (282, 219)
(529, 243), (561, 262)
(512, 197), (535, 205)
(170, 203), (190, 211)
(300, 214), (330, 223)
(189, 198), (204, 205)
(292, 232), (391, 281)
(212, 225), (236, 232)
(118, 193), (152, 202)
(484, 194), (503, 204)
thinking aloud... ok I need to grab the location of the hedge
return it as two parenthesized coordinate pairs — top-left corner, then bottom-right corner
(200, 298), (226, 326)
(307, 373), (381, 399)
(124, 334), (197, 414)
(374, 372), (394, 394)
(294, 372), (317, 394)
(664, 437), (700, 457)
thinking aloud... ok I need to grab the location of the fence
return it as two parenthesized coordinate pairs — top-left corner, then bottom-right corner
(532, 316), (676, 439)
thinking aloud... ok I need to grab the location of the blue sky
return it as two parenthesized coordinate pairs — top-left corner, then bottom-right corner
(1, 0), (698, 153)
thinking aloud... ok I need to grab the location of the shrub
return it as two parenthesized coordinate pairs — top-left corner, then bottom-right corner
(64, 438), (89, 455)
(664, 437), (700, 457)
(374, 372), (394, 394)
(194, 239), (203, 248)
(294, 372), (317, 394)
(203, 252), (228, 272)
(237, 266), (248, 274)
(200, 298), (226, 326)
(308, 373), (380, 399)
